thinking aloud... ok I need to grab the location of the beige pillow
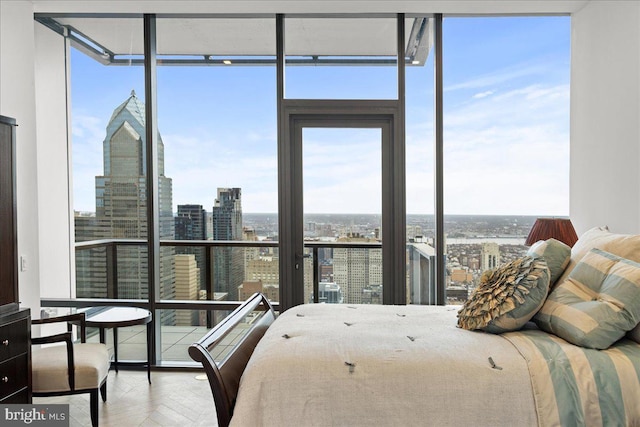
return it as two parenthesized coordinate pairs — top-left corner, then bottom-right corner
(555, 227), (640, 287)
(526, 238), (571, 286)
(534, 248), (640, 349)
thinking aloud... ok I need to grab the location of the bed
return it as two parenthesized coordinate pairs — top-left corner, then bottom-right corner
(235, 304), (640, 426)
(190, 227), (640, 426)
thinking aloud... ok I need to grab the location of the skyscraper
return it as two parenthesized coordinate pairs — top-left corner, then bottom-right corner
(75, 91), (175, 323)
(211, 188), (244, 300)
(480, 242), (500, 272)
(175, 205), (206, 241)
(175, 204), (207, 289)
(408, 241), (436, 305)
(212, 188), (243, 240)
(333, 233), (382, 304)
(174, 254), (200, 326)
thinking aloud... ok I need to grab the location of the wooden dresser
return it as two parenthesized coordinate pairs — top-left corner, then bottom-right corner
(0, 115), (19, 307)
(0, 115), (31, 403)
(0, 307), (31, 402)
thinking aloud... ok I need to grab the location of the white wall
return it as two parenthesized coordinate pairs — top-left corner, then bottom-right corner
(0, 1), (42, 314)
(570, 1), (640, 236)
(34, 22), (74, 299)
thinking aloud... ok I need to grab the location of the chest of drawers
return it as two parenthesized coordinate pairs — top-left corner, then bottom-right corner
(0, 308), (31, 403)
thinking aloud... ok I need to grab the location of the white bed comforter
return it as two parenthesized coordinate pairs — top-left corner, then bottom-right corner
(231, 304), (538, 427)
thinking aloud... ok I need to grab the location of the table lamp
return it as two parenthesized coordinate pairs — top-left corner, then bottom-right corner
(525, 217), (578, 247)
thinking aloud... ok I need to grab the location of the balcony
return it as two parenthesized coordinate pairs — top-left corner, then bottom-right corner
(44, 235), (532, 366)
(45, 238), (434, 367)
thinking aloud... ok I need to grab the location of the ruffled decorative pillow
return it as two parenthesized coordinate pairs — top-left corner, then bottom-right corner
(457, 256), (550, 333)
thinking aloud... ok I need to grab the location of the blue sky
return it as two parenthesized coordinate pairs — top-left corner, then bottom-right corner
(70, 15), (570, 216)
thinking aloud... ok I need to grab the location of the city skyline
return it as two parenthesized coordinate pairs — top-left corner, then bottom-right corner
(71, 82), (538, 307)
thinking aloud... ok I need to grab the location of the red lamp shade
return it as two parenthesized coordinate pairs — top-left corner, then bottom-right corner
(525, 218), (578, 247)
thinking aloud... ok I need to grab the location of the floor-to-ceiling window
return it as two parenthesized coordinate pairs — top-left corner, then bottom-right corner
(35, 12), (569, 365)
(282, 16), (401, 306)
(54, 16), (152, 362)
(442, 16), (570, 303)
(66, 18), (147, 303)
(155, 17), (277, 361)
(406, 16), (436, 304)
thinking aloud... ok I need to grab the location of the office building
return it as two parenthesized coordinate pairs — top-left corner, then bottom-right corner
(75, 92), (176, 325)
(212, 188), (244, 300)
(480, 242), (500, 272)
(333, 233), (382, 304)
(175, 204), (207, 289)
(174, 254), (200, 326)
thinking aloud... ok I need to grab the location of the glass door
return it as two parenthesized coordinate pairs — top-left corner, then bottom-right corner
(278, 101), (405, 310)
(302, 127), (382, 305)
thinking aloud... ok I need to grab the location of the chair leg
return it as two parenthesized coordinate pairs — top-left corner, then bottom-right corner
(100, 381), (107, 402)
(90, 389), (99, 427)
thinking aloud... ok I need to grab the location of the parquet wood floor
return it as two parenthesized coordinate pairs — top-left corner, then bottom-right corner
(33, 370), (218, 426)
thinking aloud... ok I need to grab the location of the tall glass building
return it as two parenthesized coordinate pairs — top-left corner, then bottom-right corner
(75, 91), (176, 323)
(175, 204), (207, 288)
(211, 188), (244, 300)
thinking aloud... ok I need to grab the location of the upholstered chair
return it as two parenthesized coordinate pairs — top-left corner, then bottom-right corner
(31, 313), (110, 427)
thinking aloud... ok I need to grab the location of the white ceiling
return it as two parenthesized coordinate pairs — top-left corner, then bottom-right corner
(39, 0), (589, 60)
(57, 16), (414, 56)
(32, 0), (591, 15)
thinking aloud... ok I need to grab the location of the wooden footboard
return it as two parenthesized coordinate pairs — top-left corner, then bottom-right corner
(189, 292), (276, 427)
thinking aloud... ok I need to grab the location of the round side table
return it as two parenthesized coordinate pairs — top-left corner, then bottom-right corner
(83, 307), (152, 383)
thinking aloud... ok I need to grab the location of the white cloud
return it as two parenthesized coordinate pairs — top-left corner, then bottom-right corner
(400, 80), (570, 215)
(442, 83), (570, 215)
(70, 74), (569, 217)
(163, 130), (279, 212)
(71, 113), (107, 212)
(445, 61), (550, 93)
(473, 90), (494, 99)
(302, 129), (382, 213)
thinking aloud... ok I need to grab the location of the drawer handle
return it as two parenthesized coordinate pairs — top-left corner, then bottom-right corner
(1, 377), (8, 383)
(1, 340), (7, 346)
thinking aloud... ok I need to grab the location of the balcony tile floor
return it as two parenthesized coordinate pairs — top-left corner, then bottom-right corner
(87, 325), (210, 363)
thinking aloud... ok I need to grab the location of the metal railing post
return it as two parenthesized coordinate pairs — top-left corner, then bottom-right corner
(313, 247), (319, 303)
(105, 243), (118, 299)
(206, 246), (213, 328)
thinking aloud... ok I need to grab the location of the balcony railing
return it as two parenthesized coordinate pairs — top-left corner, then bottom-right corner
(40, 238), (440, 366)
(45, 239), (393, 311)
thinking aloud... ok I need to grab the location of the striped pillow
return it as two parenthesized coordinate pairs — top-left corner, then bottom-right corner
(527, 238), (571, 286)
(556, 227), (640, 285)
(534, 248), (640, 349)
